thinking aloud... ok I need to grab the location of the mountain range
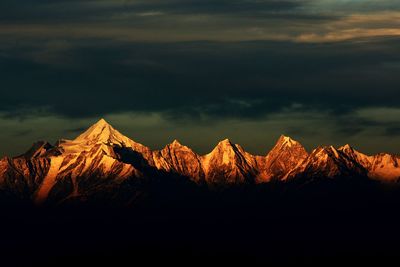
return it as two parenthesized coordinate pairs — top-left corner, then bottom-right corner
(1, 118), (399, 205)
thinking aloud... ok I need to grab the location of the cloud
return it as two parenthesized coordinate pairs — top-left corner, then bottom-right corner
(0, 0), (329, 43)
(385, 126), (400, 137)
(2, 13), (400, 46)
(1, 37), (400, 122)
(0, 0), (306, 26)
(355, 107), (400, 124)
(1, 1), (400, 43)
(296, 11), (400, 42)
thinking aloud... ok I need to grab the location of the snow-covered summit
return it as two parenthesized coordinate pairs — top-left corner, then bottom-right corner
(74, 118), (130, 146)
(277, 135), (299, 148)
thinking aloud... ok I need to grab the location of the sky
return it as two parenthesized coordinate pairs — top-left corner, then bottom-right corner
(1, 0), (400, 157)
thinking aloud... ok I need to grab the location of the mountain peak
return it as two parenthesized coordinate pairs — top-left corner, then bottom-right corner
(171, 139), (182, 146)
(343, 144), (352, 149)
(275, 135), (301, 149)
(75, 119), (115, 141)
(206, 139), (232, 150)
(86, 118), (113, 131)
(72, 118), (135, 148)
(82, 118), (111, 130)
(96, 118), (110, 126)
(205, 139), (238, 158)
(219, 138), (232, 145)
(261, 135), (308, 182)
(339, 144), (354, 153)
(312, 145), (341, 160)
(17, 141), (57, 159)
(165, 139), (191, 151)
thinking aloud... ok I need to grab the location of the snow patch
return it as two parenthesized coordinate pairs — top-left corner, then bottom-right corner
(330, 146), (339, 158)
(35, 156), (64, 205)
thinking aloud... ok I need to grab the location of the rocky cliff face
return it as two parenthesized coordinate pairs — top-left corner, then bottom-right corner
(285, 146), (367, 181)
(368, 154), (400, 182)
(1, 118), (399, 205)
(153, 140), (205, 183)
(201, 139), (258, 185)
(257, 135), (309, 182)
(339, 145), (400, 182)
(0, 155), (51, 200)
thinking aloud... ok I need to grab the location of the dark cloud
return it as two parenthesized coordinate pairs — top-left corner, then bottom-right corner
(0, 0), (306, 24)
(135, 0), (304, 16)
(1, 37), (400, 122)
(385, 126), (400, 136)
(316, 0), (400, 13)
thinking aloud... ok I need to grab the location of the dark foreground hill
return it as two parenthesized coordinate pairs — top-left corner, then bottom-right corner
(1, 177), (400, 267)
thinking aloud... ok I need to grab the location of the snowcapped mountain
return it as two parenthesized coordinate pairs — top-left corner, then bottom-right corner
(60, 118), (153, 159)
(1, 119), (147, 204)
(257, 135), (309, 182)
(339, 144), (400, 182)
(201, 139), (258, 185)
(1, 118), (400, 205)
(284, 146), (367, 181)
(152, 140), (205, 183)
(368, 154), (400, 182)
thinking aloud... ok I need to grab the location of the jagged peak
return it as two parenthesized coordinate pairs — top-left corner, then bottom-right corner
(205, 139), (237, 157)
(340, 144), (374, 157)
(80, 118), (111, 132)
(339, 144), (372, 158)
(376, 152), (391, 157)
(164, 139), (192, 151)
(311, 145), (342, 160)
(218, 138), (233, 145)
(373, 153), (399, 163)
(95, 118), (109, 126)
(338, 144), (361, 156)
(343, 144), (352, 149)
(34, 141), (53, 149)
(311, 146), (329, 155)
(74, 118), (124, 144)
(339, 144), (353, 151)
(171, 139), (182, 146)
(16, 141), (55, 159)
(215, 138), (246, 153)
(276, 135), (300, 148)
(67, 118), (151, 155)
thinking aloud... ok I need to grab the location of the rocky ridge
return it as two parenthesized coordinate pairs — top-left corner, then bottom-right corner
(1, 118), (399, 204)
